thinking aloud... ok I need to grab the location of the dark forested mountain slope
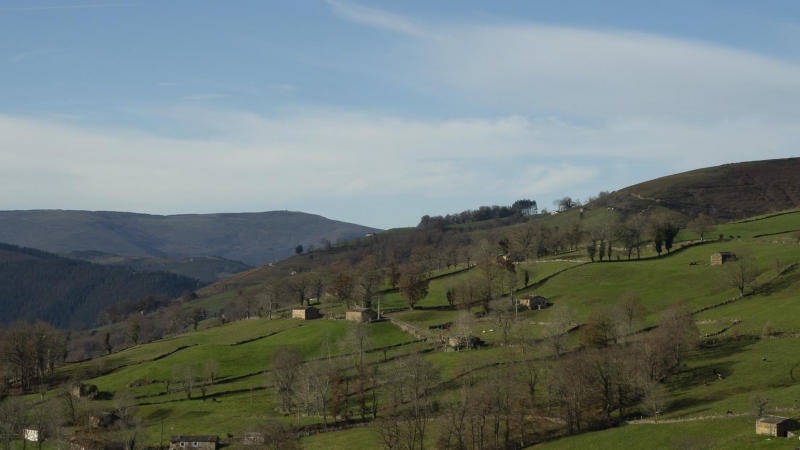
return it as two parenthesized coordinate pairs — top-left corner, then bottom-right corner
(68, 251), (252, 283)
(600, 158), (800, 221)
(0, 243), (201, 328)
(0, 210), (380, 266)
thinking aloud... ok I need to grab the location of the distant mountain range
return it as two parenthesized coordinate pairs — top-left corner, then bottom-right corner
(0, 210), (381, 266)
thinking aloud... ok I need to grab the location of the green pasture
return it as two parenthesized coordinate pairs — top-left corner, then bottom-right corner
(522, 240), (800, 325)
(696, 266), (800, 335)
(537, 415), (800, 450)
(14, 208), (800, 450)
(713, 211), (800, 239)
(663, 338), (800, 420)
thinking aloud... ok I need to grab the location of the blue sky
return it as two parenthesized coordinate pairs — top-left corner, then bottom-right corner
(2, 1), (800, 229)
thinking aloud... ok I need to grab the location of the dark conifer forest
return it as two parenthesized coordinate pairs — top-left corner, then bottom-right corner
(0, 243), (202, 328)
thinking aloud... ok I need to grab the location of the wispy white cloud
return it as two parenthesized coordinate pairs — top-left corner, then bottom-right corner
(11, 47), (71, 63)
(417, 24), (800, 120)
(326, 4), (800, 122)
(181, 94), (232, 101)
(325, 0), (430, 37)
(3, 107), (798, 227)
(0, 3), (135, 12)
(5, 4), (800, 227)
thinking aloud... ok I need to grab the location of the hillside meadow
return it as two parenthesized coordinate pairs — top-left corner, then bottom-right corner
(5, 206), (800, 450)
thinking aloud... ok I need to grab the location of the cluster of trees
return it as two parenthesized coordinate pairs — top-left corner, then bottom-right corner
(418, 199), (538, 229)
(580, 210), (694, 262)
(370, 300), (696, 449)
(325, 249), (437, 311)
(506, 221), (583, 260)
(550, 302), (698, 431)
(0, 384), (146, 450)
(0, 243), (201, 328)
(68, 301), (207, 363)
(223, 272), (328, 321)
(267, 323), (380, 427)
(167, 358), (221, 400)
(0, 322), (66, 392)
(96, 293), (194, 326)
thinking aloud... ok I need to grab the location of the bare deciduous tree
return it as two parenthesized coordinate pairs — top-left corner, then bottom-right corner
(204, 358), (220, 385)
(489, 298), (516, 345)
(398, 353), (441, 449)
(307, 272), (326, 305)
(287, 273), (310, 306)
(688, 213), (716, 242)
(450, 312), (476, 351)
(262, 279), (287, 320)
(340, 322), (373, 366)
(641, 382), (669, 421)
(114, 418), (146, 450)
(0, 397), (25, 450)
(172, 364), (196, 400)
(245, 419), (301, 450)
(719, 253), (759, 297)
(544, 303), (575, 357)
(329, 271), (355, 308)
(271, 346), (304, 413)
(750, 392), (770, 419)
(113, 389), (137, 420)
(615, 290), (647, 340)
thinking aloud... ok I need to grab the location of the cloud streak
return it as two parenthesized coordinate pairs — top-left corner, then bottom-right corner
(3, 107), (799, 227)
(325, 0), (430, 37)
(0, 3), (135, 12)
(328, 4), (800, 122)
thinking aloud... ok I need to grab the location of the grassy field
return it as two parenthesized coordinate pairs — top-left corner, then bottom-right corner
(521, 240), (800, 325)
(11, 208), (800, 450)
(537, 415), (800, 450)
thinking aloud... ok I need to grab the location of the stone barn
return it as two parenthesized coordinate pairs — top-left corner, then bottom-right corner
(346, 307), (378, 323)
(169, 435), (219, 450)
(69, 382), (98, 399)
(446, 335), (483, 351)
(756, 415), (800, 437)
(69, 432), (105, 450)
(243, 432), (265, 446)
(23, 428), (41, 443)
(291, 306), (320, 320)
(711, 251), (737, 266)
(519, 295), (549, 310)
(88, 412), (118, 429)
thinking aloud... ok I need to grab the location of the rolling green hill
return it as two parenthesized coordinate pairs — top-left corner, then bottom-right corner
(4, 159), (800, 449)
(601, 157), (800, 221)
(7, 210), (795, 449)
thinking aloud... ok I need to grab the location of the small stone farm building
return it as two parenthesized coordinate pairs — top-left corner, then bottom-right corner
(88, 412), (118, 428)
(169, 435), (219, 450)
(756, 415), (800, 437)
(243, 432), (265, 446)
(292, 306), (320, 320)
(711, 251), (737, 266)
(70, 382), (98, 399)
(69, 432), (106, 450)
(447, 335), (482, 351)
(23, 428), (41, 443)
(519, 295), (549, 310)
(346, 307), (378, 323)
